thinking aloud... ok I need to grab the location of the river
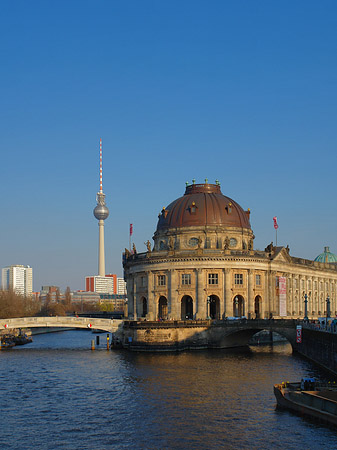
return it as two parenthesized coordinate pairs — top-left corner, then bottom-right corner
(1, 330), (336, 449)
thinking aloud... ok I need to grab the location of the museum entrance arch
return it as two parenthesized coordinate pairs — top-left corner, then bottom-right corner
(158, 296), (168, 320)
(208, 295), (220, 319)
(141, 297), (147, 317)
(233, 295), (245, 317)
(181, 295), (193, 320)
(254, 295), (262, 319)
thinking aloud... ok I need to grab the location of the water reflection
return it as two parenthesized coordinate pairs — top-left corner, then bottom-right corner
(1, 331), (336, 450)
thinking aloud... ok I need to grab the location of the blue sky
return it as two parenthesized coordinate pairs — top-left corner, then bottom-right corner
(1, 0), (336, 291)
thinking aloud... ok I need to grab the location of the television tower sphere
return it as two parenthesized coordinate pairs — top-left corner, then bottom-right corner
(93, 202), (109, 220)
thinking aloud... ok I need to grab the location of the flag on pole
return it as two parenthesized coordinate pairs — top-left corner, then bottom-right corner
(273, 217), (279, 230)
(130, 223), (133, 236)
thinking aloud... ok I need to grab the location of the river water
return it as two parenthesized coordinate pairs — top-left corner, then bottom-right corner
(1, 330), (336, 450)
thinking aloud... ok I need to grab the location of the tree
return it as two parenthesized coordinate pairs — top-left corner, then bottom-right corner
(63, 287), (72, 310)
(0, 290), (40, 319)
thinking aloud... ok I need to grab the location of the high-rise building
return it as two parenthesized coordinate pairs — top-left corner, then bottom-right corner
(117, 277), (127, 295)
(1, 265), (33, 296)
(85, 274), (126, 295)
(85, 275), (114, 294)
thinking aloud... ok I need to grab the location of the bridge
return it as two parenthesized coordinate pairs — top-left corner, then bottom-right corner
(0, 316), (123, 333)
(123, 318), (301, 350)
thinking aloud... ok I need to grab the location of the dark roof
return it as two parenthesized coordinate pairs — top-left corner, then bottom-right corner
(156, 183), (251, 231)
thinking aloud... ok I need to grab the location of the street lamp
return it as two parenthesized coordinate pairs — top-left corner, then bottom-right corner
(326, 295), (331, 320)
(304, 293), (308, 321)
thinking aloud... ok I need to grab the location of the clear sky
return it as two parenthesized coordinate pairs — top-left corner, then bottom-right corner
(1, 0), (336, 292)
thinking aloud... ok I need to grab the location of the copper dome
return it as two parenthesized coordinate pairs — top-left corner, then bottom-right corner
(156, 183), (251, 231)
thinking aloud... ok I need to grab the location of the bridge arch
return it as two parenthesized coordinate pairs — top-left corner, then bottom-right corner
(212, 320), (297, 349)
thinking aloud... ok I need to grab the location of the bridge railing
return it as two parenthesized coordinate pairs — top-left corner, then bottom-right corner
(302, 321), (337, 334)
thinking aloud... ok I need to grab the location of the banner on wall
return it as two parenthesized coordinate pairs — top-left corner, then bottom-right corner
(279, 276), (287, 317)
(296, 325), (302, 343)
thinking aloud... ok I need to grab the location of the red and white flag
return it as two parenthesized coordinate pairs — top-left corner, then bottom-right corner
(130, 223), (133, 236)
(273, 217), (279, 230)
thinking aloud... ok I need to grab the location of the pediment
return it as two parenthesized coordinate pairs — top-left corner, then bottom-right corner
(271, 247), (292, 263)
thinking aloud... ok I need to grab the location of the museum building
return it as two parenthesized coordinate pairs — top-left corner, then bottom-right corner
(123, 181), (337, 321)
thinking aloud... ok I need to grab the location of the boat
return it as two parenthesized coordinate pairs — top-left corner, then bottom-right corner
(12, 334), (33, 345)
(274, 378), (337, 426)
(0, 337), (15, 349)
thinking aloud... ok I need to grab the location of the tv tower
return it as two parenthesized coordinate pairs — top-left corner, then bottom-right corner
(93, 138), (109, 276)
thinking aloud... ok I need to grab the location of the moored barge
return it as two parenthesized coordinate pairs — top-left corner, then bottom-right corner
(274, 378), (337, 425)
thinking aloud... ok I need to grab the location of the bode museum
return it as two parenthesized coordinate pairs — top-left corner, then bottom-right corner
(123, 181), (337, 322)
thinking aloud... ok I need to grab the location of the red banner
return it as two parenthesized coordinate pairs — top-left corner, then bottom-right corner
(130, 223), (133, 236)
(273, 216), (279, 230)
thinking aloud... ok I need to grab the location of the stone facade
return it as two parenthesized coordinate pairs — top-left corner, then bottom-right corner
(123, 183), (337, 321)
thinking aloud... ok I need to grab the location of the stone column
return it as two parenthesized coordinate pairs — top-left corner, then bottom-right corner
(287, 275), (291, 317)
(147, 271), (155, 321)
(133, 277), (137, 320)
(169, 269), (179, 320)
(265, 271), (271, 318)
(294, 276), (299, 316)
(270, 271), (276, 317)
(297, 276), (301, 316)
(196, 269), (206, 319)
(260, 271), (266, 319)
(225, 269), (232, 317)
(248, 270), (254, 319)
(219, 269), (225, 319)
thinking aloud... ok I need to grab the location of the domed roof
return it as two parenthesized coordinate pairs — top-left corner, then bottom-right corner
(314, 247), (337, 263)
(156, 182), (251, 231)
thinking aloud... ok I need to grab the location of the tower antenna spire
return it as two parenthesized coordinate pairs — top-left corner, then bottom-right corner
(99, 138), (103, 193)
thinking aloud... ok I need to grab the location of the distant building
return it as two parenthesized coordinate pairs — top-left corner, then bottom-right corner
(72, 291), (101, 303)
(98, 294), (126, 312)
(40, 285), (61, 303)
(85, 274), (126, 295)
(1, 265), (33, 296)
(117, 277), (127, 295)
(85, 275), (114, 294)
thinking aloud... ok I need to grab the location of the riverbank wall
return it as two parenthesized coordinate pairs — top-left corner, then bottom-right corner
(121, 319), (293, 352)
(293, 327), (337, 376)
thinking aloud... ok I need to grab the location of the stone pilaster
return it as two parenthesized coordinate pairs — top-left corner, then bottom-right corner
(133, 277), (137, 320)
(265, 271), (271, 318)
(248, 270), (254, 319)
(169, 269), (179, 319)
(270, 271), (276, 316)
(196, 269), (206, 319)
(225, 269), (232, 317)
(147, 271), (155, 321)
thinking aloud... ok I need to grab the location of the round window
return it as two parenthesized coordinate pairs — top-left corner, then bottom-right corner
(189, 237), (199, 247)
(229, 238), (237, 248)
